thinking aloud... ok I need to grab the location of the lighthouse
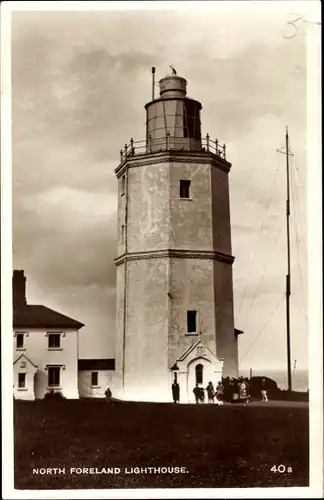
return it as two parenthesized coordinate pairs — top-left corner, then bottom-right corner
(114, 69), (241, 403)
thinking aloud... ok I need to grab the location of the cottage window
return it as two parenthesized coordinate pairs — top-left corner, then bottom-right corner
(187, 310), (197, 333)
(179, 180), (191, 199)
(18, 373), (26, 389)
(16, 333), (24, 349)
(48, 366), (60, 388)
(48, 333), (61, 349)
(91, 372), (99, 387)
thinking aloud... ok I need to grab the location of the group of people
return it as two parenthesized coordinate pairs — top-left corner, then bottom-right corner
(222, 376), (269, 402)
(171, 376), (269, 404)
(171, 379), (226, 405)
(192, 381), (225, 405)
(221, 377), (251, 403)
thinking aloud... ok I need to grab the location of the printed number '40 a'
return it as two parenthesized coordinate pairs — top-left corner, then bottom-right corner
(271, 465), (292, 473)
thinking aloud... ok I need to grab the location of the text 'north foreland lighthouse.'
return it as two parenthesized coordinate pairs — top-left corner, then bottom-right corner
(114, 68), (242, 403)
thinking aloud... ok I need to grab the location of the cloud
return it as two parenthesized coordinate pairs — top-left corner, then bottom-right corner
(14, 188), (117, 290)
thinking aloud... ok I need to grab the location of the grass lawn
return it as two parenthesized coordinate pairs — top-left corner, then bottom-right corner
(14, 399), (309, 489)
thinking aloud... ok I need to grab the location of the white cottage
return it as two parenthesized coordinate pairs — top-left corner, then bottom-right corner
(13, 270), (85, 400)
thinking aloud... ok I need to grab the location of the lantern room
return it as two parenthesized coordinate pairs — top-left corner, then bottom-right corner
(145, 73), (202, 152)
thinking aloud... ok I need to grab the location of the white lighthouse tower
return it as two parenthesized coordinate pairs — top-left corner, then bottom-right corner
(114, 69), (241, 403)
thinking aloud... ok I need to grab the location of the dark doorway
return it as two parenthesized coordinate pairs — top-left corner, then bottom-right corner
(195, 364), (203, 385)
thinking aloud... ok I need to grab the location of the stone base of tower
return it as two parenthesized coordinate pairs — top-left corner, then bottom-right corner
(123, 387), (171, 403)
(114, 376), (172, 403)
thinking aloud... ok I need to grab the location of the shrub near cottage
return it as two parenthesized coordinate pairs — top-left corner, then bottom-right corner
(43, 389), (66, 400)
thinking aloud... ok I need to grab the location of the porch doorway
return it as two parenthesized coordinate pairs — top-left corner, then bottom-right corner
(188, 357), (213, 403)
(195, 363), (204, 385)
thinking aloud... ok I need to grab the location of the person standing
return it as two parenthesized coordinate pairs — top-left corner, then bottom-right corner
(231, 378), (239, 403)
(228, 378), (234, 403)
(193, 383), (201, 404)
(245, 379), (251, 403)
(223, 377), (230, 402)
(216, 381), (224, 406)
(239, 378), (248, 403)
(206, 381), (215, 404)
(249, 379), (254, 400)
(172, 379), (180, 404)
(261, 378), (268, 402)
(199, 386), (205, 404)
(105, 387), (112, 401)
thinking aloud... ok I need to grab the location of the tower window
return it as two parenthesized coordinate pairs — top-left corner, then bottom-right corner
(195, 364), (203, 385)
(187, 310), (197, 333)
(180, 180), (191, 199)
(121, 224), (125, 242)
(16, 333), (24, 349)
(121, 175), (126, 196)
(91, 371), (99, 387)
(18, 373), (26, 389)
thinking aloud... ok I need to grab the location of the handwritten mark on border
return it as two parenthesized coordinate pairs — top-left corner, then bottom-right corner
(283, 14), (321, 39)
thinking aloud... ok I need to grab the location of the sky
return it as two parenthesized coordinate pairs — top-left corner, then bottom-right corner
(11, 2), (314, 374)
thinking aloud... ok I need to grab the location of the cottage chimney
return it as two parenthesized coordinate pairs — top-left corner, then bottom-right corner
(13, 270), (27, 308)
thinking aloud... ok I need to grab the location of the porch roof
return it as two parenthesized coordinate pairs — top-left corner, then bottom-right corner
(14, 353), (38, 368)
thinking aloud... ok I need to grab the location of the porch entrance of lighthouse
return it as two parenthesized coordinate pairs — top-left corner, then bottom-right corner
(172, 340), (224, 403)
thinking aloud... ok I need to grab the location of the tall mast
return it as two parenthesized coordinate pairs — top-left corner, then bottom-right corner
(285, 126), (292, 391)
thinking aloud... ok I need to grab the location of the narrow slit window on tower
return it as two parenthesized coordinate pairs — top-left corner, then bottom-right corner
(121, 224), (125, 242)
(180, 180), (191, 199)
(187, 310), (197, 334)
(121, 175), (126, 196)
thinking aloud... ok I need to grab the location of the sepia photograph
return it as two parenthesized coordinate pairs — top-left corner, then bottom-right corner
(1, 0), (322, 497)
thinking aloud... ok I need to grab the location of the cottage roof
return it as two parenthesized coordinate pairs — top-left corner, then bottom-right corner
(13, 305), (84, 330)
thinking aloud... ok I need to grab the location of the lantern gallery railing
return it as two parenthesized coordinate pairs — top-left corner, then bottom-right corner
(119, 134), (227, 163)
